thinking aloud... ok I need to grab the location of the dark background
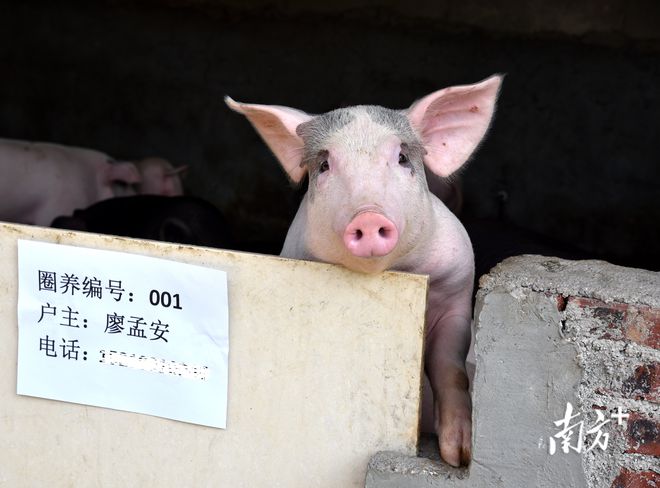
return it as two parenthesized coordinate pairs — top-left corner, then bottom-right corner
(1, 0), (658, 271)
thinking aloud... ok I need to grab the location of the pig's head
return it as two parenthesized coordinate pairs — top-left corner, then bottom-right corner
(226, 75), (501, 273)
(135, 157), (187, 197)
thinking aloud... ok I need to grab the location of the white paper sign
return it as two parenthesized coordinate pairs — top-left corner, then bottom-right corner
(16, 239), (229, 428)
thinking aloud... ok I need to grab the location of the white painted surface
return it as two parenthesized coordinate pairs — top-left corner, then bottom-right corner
(0, 222), (427, 488)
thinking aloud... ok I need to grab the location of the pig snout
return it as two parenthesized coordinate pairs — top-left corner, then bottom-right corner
(343, 211), (398, 258)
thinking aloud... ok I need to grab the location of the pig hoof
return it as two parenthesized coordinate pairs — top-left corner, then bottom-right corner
(438, 426), (471, 467)
(435, 393), (472, 467)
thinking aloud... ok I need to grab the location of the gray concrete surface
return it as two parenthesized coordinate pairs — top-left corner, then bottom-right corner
(366, 255), (660, 487)
(478, 255), (660, 308)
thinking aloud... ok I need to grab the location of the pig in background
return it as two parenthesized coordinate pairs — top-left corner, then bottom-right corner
(227, 75), (502, 467)
(134, 157), (187, 197)
(52, 195), (232, 249)
(0, 138), (185, 227)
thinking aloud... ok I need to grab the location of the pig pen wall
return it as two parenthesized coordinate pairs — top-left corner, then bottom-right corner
(367, 255), (659, 488)
(1, 0), (659, 269)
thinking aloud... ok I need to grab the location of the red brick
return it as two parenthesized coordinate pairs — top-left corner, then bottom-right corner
(570, 297), (660, 349)
(625, 308), (660, 349)
(556, 294), (568, 311)
(572, 297), (628, 313)
(624, 412), (659, 456)
(611, 468), (660, 488)
(622, 363), (659, 403)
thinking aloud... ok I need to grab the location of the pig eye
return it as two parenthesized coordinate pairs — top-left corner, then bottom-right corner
(398, 153), (410, 166)
(319, 161), (330, 173)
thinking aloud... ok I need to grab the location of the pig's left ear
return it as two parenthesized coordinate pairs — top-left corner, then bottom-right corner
(406, 75), (502, 177)
(225, 97), (312, 183)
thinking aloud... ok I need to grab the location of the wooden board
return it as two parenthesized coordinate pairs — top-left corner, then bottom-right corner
(0, 222), (427, 488)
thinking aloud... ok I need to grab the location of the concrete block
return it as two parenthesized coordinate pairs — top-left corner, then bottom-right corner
(367, 256), (659, 488)
(0, 222), (427, 487)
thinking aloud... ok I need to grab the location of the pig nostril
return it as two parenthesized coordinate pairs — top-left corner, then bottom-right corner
(343, 212), (398, 257)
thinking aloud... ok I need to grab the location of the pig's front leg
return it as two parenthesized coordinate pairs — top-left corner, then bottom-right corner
(425, 287), (473, 467)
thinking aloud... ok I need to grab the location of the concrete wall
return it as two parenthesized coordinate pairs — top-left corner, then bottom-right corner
(367, 256), (659, 487)
(0, 1), (658, 269)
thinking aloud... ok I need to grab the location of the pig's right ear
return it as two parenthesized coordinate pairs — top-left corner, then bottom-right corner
(225, 97), (312, 183)
(406, 75), (502, 177)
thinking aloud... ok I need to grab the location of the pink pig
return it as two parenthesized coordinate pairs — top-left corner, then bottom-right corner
(0, 140), (187, 228)
(226, 75), (502, 467)
(0, 138), (142, 227)
(134, 157), (187, 197)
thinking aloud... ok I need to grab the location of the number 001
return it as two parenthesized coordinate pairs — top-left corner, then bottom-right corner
(149, 290), (182, 310)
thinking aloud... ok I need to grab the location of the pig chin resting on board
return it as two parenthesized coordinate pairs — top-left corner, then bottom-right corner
(226, 75), (502, 467)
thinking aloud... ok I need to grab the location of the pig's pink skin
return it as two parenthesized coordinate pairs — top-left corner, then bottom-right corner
(426, 170), (463, 216)
(226, 75), (501, 467)
(343, 211), (398, 258)
(135, 157), (186, 197)
(0, 138), (141, 227)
